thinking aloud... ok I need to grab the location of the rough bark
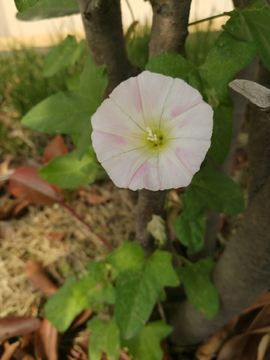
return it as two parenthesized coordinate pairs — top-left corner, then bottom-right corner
(77, 0), (139, 97)
(170, 62), (270, 346)
(149, 0), (192, 59)
(134, 0), (192, 256)
(189, 57), (259, 262)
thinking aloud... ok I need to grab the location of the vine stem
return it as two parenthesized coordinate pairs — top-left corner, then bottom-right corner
(177, 254), (192, 266)
(125, 0), (135, 23)
(59, 199), (114, 252)
(188, 13), (228, 27)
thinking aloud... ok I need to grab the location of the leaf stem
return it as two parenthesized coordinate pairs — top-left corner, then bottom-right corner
(125, 0), (135, 23)
(59, 199), (114, 252)
(177, 254), (192, 266)
(188, 13), (228, 27)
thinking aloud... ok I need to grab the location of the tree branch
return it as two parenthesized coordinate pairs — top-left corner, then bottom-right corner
(149, 0), (192, 58)
(77, 0), (139, 97)
(133, 0), (192, 256)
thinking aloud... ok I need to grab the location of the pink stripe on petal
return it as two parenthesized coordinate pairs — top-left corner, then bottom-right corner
(129, 158), (160, 191)
(109, 76), (145, 128)
(91, 98), (145, 138)
(92, 130), (142, 163)
(137, 71), (174, 129)
(165, 103), (213, 141)
(102, 149), (161, 191)
(174, 139), (211, 174)
(162, 78), (203, 122)
(158, 149), (193, 189)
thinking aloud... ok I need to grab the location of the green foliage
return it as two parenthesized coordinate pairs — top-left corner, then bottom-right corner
(176, 258), (219, 319)
(45, 277), (83, 333)
(73, 262), (116, 307)
(146, 32), (257, 164)
(38, 148), (99, 188)
(16, 0), (79, 21)
(45, 261), (115, 332)
(22, 56), (107, 138)
(122, 321), (173, 360)
(181, 160), (245, 218)
(15, 0), (39, 12)
(224, 0), (270, 71)
(43, 35), (87, 77)
(87, 317), (120, 360)
(174, 212), (206, 254)
(0, 47), (67, 116)
(106, 242), (179, 339)
(126, 24), (151, 70)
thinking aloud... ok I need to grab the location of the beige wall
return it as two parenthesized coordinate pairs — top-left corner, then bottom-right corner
(0, 0), (234, 48)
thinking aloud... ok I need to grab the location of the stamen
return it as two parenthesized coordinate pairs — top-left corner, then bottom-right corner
(146, 127), (158, 142)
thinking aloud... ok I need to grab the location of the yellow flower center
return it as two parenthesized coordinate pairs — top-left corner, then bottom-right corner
(146, 127), (165, 149)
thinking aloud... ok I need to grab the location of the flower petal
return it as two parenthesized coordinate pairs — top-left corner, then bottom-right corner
(101, 149), (160, 191)
(165, 102), (213, 140)
(137, 71), (174, 129)
(157, 146), (193, 190)
(91, 98), (145, 139)
(173, 138), (211, 175)
(92, 130), (144, 163)
(91, 71), (214, 191)
(161, 78), (203, 122)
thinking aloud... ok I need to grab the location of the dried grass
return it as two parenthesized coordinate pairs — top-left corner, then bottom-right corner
(0, 181), (135, 317)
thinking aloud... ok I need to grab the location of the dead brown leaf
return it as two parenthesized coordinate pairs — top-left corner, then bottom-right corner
(78, 189), (109, 205)
(0, 317), (41, 342)
(24, 261), (58, 295)
(119, 350), (132, 360)
(1, 341), (20, 360)
(34, 319), (58, 360)
(0, 199), (28, 220)
(69, 309), (93, 332)
(257, 333), (270, 360)
(196, 317), (239, 360)
(45, 233), (66, 241)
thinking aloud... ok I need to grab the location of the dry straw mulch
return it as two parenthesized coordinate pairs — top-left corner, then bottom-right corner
(0, 182), (135, 317)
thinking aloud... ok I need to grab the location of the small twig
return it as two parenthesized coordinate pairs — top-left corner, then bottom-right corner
(177, 254), (192, 266)
(188, 13), (227, 27)
(157, 300), (167, 322)
(59, 199), (114, 252)
(125, 0), (135, 23)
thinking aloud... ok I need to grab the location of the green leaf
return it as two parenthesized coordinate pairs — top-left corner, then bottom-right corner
(45, 277), (83, 332)
(73, 261), (116, 307)
(76, 126), (93, 160)
(224, 0), (270, 71)
(106, 242), (179, 339)
(45, 262), (116, 333)
(87, 317), (120, 360)
(181, 160), (245, 217)
(199, 31), (257, 163)
(146, 52), (195, 82)
(174, 212), (206, 254)
(22, 56), (107, 136)
(122, 321), (172, 360)
(66, 72), (81, 91)
(16, 0), (79, 21)
(43, 36), (87, 77)
(176, 258), (219, 319)
(39, 148), (99, 188)
(15, 0), (39, 12)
